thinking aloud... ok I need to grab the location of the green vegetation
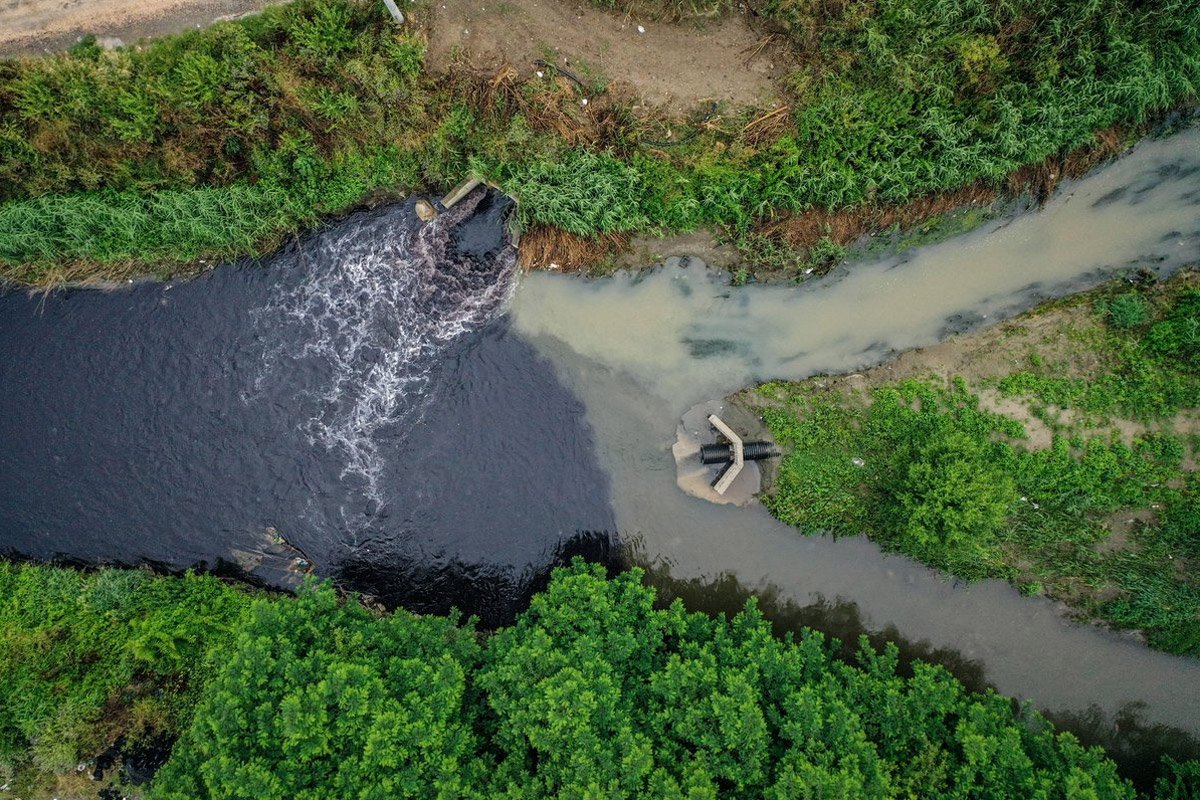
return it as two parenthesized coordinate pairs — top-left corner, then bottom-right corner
(0, 563), (253, 789)
(996, 288), (1200, 421)
(143, 562), (1183, 798)
(1, 0), (1197, 281)
(754, 279), (1200, 656)
(5, 560), (1197, 797)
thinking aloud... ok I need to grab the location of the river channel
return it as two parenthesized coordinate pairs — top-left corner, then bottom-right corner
(2, 126), (1199, 779)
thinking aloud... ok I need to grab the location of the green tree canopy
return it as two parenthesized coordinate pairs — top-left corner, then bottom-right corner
(152, 562), (1138, 799)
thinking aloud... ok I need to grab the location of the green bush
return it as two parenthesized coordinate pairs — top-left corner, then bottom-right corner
(2, 561), (1195, 794)
(760, 366), (1198, 652)
(1147, 291), (1200, 368)
(891, 428), (1016, 555)
(1103, 293), (1152, 328)
(151, 562), (1141, 799)
(1156, 756), (1200, 799)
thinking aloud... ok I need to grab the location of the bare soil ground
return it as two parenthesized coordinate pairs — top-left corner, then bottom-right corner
(1, 0), (790, 114)
(424, 0), (788, 109)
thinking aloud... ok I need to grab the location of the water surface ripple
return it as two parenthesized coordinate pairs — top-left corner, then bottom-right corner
(0, 190), (617, 627)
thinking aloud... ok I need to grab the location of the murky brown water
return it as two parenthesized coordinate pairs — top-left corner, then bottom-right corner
(510, 125), (1200, 740)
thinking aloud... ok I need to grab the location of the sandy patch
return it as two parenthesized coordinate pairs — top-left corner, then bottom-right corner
(615, 230), (741, 270)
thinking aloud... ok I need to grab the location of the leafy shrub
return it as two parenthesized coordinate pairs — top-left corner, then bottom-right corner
(956, 34), (1008, 91)
(1156, 756), (1200, 800)
(1147, 291), (1200, 368)
(286, 0), (359, 67)
(892, 428), (1016, 554)
(151, 562), (1141, 799)
(760, 366), (1197, 650)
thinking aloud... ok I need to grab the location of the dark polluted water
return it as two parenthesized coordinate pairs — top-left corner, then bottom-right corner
(0, 190), (617, 627)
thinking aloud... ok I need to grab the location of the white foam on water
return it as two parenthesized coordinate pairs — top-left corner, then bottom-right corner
(253, 192), (518, 509)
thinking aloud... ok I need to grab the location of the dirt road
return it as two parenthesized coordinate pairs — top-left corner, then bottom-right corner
(0, 0), (279, 56)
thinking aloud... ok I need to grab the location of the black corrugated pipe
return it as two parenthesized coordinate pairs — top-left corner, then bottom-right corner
(699, 441), (781, 464)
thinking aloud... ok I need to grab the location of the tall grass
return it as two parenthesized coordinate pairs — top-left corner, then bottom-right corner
(0, 185), (292, 281)
(0, 0), (1197, 280)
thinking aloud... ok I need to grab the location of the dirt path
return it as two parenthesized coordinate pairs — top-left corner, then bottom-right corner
(1, 0), (790, 112)
(424, 0), (788, 108)
(0, 0), (281, 55)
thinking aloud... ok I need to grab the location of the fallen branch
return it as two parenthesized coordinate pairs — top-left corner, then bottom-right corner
(742, 105), (790, 133)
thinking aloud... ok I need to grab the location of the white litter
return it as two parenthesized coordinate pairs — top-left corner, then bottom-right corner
(637, 24), (645, 32)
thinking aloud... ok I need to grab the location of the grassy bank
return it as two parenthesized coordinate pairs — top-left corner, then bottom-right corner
(3, 560), (1199, 798)
(748, 272), (1200, 657)
(0, 0), (1197, 283)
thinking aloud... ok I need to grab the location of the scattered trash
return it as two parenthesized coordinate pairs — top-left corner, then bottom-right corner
(533, 58), (587, 91)
(851, 457), (865, 467)
(581, 98), (588, 106)
(536, 70), (544, 78)
(637, 24), (645, 33)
